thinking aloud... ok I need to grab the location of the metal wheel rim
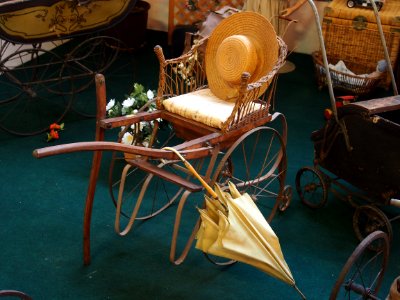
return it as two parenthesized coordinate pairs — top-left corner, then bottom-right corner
(0, 47), (73, 135)
(329, 230), (390, 299)
(296, 166), (328, 209)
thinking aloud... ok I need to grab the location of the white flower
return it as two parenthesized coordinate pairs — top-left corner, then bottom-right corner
(121, 132), (134, 145)
(122, 97), (135, 108)
(146, 90), (154, 100)
(142, 141), (149, 147)
(133, 109), (138, 114)
(139, 121), (147, 131)
(106, 99), (115, 111)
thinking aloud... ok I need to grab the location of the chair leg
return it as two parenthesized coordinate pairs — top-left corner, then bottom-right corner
(169, 190), (200, 265)
(83, 74), (107, 265)
(83, 150), (103, 265)
(114, 163), (148, 236)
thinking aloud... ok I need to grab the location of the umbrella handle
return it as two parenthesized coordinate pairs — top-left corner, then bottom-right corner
(163, 147), (218, 198)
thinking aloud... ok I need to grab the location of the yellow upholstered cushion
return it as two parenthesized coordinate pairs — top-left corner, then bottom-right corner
(163, 88), (263, 129)
(163, 88), (236, 129)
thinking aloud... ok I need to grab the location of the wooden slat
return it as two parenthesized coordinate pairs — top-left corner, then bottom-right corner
(346, 95), (400, 114)
(128, 160), (204, 192)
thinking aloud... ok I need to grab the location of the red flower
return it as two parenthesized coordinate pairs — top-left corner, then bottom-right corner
(50, 129), (59, 139)
(49, 123), (64, 130)
(46, 123), (64, 142)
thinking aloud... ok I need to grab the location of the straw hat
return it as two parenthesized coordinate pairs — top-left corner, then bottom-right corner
(205, 11), (279, 101)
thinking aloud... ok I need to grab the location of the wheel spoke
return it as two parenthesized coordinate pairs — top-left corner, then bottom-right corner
(212, 126), (287, 222)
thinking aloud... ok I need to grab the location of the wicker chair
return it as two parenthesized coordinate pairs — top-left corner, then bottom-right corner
(153, 35), (288, 141)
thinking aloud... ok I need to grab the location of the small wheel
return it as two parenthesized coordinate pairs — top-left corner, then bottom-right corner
(62, 36), (135, 117)
(0, 47), (73, 135)
(353, 205), (393, 250)
(296, 166), (328, 209)
(212, 126), (287, 223)
(279, 185), (292, 212)
(329, 230), (390, 299)
(347, 0), (355, 8)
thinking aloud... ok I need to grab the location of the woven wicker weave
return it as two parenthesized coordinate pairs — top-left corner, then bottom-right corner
(324, 0), (400, 26)
(319, 0), (400, 92)
(312, 51), (384, 95)
(317, 19), (400, 93)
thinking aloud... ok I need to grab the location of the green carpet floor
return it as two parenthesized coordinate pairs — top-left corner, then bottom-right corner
(0, 30), (399, 299)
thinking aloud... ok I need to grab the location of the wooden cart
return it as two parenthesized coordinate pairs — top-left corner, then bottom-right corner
(33, 29), (291, 266)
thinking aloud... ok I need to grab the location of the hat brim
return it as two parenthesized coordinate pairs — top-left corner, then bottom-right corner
(205, 11), (279, 101)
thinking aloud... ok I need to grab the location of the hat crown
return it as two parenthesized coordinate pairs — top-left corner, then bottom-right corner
(215, 35), (257, 85)
(205, 11), (279, 101)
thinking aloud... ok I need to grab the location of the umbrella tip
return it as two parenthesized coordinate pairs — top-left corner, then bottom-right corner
(293, 284), (306, 300)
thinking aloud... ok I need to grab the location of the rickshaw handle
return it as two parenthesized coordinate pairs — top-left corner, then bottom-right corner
(163, 147), (218, 199)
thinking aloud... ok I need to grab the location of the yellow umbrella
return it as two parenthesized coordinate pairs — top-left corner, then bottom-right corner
(197, 182), (295, 285)
(163, 147), (305, 299)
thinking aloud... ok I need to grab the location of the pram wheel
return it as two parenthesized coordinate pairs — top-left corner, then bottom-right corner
(0, 47), (73, 136)
(279, 185), (292, 212)
(353, 205), (393, 251)
(64, 36), (134, 117)
(329, 230), (389, 299)
(296, 166), (328, 209)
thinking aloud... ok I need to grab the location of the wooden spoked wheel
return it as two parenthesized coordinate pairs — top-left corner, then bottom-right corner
(296, 166), (328, 209)
(212, 126), (288, 224)
(110, 158), (184, 222)
(329, 230), (390, 300)
(62, 36), (134, 117)
(353, 205), (393, 251)
(0, 47), (73, 136)
(108, 125), (179, 222)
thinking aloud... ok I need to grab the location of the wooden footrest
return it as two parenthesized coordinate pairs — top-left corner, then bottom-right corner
(128, 160), (204, 192)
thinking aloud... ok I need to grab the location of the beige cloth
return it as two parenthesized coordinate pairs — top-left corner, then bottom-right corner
(163, 88), (261, 129)
(243, 0), (289, 36)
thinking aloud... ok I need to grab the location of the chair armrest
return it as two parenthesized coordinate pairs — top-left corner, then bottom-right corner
(99, 110), (162, 129)
(154, 37), (208, 108)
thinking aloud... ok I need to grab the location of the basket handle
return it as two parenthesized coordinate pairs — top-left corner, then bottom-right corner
(163, 147), (218, 198)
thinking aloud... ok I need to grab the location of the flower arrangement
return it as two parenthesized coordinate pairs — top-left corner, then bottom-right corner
(106, 83), (158, 147)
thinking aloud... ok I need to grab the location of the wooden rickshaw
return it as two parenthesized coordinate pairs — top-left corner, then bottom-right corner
(33, 11), (291, 266)
(0, 0), (139, 136)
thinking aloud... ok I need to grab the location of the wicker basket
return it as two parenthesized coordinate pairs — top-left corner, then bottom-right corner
(321, 18), (400, 90)
(312, 51), (385, 95)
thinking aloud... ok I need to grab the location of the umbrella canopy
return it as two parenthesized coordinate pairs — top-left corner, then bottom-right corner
(196, 182), (294, 285)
